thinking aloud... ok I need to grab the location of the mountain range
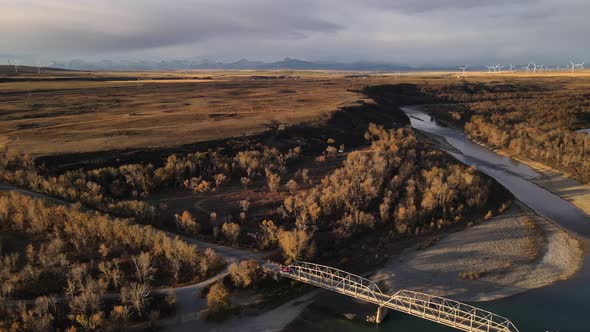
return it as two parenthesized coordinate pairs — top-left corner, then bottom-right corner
(48, 57), (417, 71)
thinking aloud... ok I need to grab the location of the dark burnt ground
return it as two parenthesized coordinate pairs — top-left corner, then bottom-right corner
(36, 94), (410, 175)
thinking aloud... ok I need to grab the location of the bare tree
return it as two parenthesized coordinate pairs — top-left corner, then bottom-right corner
(98, 259), (123, 289)
(131, 252), (156, 284)
(124, 282), (150, 317)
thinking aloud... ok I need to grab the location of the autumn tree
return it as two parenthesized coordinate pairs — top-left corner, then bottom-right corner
(213, 173), (228, 190)
(240, 177), (251, 191)
(131, 252), (156, 284)
(239, 200), (250, 213)
(199, 248), (222, 278)
(174, 210), (199, 235)
(300, 168), (311, 184)
(277, 228), (314, 263)
(206, 283), (231, 318)
(228, 260), (260, 288)
(285, 179), (298, 194)
(259, 219), (278, 249)
(221, 222), (240, 245)
(265, 168), (281, 193)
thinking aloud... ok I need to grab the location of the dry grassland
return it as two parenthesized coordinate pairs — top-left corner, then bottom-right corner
(2, 67), (590, 156)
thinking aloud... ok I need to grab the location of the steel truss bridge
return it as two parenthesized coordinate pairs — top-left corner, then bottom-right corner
(278, 261), (519, 332)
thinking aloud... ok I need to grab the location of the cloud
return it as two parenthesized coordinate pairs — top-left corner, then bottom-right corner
(2, 0), (590, 65)
(2, 0), (342, 55)
(364, 0), (540, 14)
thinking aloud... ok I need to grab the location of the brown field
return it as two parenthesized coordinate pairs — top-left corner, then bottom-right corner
(3, 66), (589, 157)
(0, 69), (364, 155)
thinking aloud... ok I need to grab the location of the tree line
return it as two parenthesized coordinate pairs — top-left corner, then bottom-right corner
(423, 83), (590, 183)
(0, 145), (302, 228)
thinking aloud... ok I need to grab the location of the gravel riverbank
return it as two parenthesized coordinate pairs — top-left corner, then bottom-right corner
(371, 202), (582, 302)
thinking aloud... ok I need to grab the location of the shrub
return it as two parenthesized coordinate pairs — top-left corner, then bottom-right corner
(325, 146), (338, 157)
(193, 180), (212, 193)
(459, 271), (480, 280)
(523, 215), (536, 229)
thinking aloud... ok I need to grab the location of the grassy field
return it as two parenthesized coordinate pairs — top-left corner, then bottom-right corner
(2, 66), (590, 157)
(0, 69), (364, 155)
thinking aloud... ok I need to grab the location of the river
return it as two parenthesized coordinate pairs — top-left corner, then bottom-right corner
(286, 106), (590, 332)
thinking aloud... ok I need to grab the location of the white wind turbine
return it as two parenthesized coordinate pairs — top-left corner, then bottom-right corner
(458, 64), (469, 75)
(486, 65), (495, 72)
(522, 63), (530, 72)
(508, 64), (514, 71)
(575, 62), (584, 70)
(569, 61), (575, 72)
(8, 59), (18, 73)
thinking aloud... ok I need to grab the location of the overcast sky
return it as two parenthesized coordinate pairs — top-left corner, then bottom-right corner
(2, 0), (589, 66)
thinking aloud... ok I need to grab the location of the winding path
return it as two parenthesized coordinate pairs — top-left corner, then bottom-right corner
(0, 183), (265, 330)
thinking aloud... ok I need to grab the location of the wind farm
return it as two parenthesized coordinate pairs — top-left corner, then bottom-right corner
(459, 59), (587, 75)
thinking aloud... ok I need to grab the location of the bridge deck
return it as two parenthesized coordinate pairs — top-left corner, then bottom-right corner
(277, 261), (518, 332)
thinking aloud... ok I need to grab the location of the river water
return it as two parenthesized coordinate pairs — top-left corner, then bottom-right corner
(287, 106), (590, 332)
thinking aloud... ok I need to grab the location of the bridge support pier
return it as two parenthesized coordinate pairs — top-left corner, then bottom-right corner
(375, 306), (389, 324)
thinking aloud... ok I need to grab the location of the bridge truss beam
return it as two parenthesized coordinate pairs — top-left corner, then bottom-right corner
(278, 261), (519, 332)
